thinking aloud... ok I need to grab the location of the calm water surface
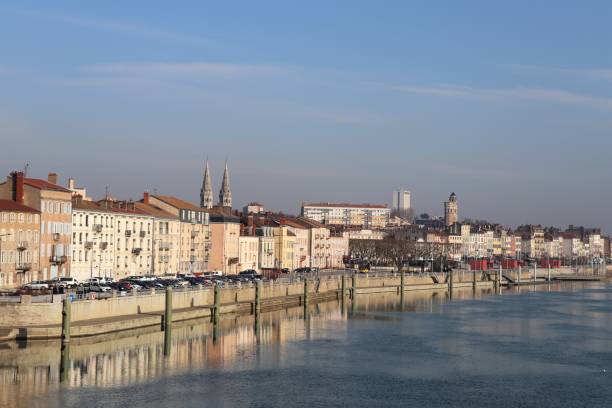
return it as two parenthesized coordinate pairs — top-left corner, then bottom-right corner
(2, 283), (612, 407)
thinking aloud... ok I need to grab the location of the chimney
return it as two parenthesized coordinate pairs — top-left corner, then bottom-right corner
(68, 178), (75, 190)
(11, 172), (24, 204)
(252, 223), (256, 236)
(143, 192), (150, 205)
(48, 173), (58, 185)
(240, 224), (245, 236)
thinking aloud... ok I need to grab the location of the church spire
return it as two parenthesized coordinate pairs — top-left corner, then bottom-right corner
(219, 160), (232, 208)
(200, 159), (213, 209)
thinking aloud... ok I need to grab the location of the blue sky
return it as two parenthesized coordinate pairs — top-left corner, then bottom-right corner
(1, 1), (612, 232)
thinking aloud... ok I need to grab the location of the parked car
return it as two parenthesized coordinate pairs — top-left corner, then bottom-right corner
(23, 281), (50, 290)
(49, 277), (79, 288)
(87, 284), (112, 293)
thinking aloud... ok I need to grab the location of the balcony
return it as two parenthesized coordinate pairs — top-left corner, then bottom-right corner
(52, 233), (61, 242)
(50, 255), (67, 265)
(139, 231), (146, 238)
(125, 230), (132, 237)
(16, 263), (32, 271)
(93, 224), (103, 233)
(17, 242), (28, 251)
(159, 242), (172, 250)
(100, 242), (108, 250)
(84, 241), (94, 250)
(132, 248), (142, 255)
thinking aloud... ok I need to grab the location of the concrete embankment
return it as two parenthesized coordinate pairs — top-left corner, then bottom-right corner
(0, 268), (595, 341)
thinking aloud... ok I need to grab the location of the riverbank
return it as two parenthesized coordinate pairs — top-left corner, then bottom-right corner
(0, 267), (601, 341)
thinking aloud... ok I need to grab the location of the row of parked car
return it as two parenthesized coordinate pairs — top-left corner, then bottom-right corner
(21, 270), (266, 294)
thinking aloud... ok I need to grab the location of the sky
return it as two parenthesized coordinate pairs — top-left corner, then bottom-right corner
(1, 1), (612, 233)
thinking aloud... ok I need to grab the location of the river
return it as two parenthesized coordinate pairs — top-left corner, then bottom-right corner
(1, 282), (611, 407)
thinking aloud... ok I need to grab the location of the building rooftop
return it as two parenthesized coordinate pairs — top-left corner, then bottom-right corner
(72, 198), (114, 213)
(0, 199), (40, 213)
(302, 202), (388, 209)
(23, 178), (71, 193)
(134, 202), (178, 220)
(153, 195), (202, 211)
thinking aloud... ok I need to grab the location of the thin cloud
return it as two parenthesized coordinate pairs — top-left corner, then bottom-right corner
(4, 8), (212, 45)
(388, 84), (612, 110)
(512, 64), (612, 81)
(82, 62), (288, 77)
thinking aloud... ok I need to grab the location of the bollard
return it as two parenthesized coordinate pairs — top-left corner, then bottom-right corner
(303, 279), (309, 309)
(164, 287), (173, 332)
(255, 281), (262, 315)
(214, 283), (221, 322)
(164, 287), (173, 356)
(61, 297), (71, 344)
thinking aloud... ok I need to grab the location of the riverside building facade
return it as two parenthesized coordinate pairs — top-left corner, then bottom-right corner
(0, 199), (40, 287)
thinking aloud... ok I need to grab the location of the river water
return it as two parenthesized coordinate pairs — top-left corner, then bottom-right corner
(1, 282), (611, 407)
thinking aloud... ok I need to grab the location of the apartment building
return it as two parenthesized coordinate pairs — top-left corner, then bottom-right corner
(238, 235), (259, 272)
(135, 197), (181, 276)
(0, 200), (40, 288)
(207, 208), (240, 274)
(71, 197), (115, 281)
(146, 195), (211, 274)
(0, 172), (72, 281)
(301, 202), (390, 229)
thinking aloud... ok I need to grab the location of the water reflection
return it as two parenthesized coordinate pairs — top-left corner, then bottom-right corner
(0, 282), (605, 408)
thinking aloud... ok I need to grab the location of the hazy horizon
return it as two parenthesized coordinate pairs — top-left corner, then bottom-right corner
(2, 1), (612, 233)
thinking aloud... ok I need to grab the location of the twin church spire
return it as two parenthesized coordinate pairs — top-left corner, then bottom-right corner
(200, 159), (232, 209)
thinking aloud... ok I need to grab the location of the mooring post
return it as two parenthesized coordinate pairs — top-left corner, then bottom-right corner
(255, 280), (262, 315)
(214, 283), (221, 322)
(341, 275), (346, 298)
(303, 278), (309, 309)
(534, 264), (537, 284)
(448, 269), (453, 292)
(163, 287), (173, 356)
(164, 286), (173, 332)
(400, 269), (405, 295)
(61, 297), (71, 344)
(352, 274), (357, 299)
(472, 269), (477, 291)
(517, 264), (521, 285)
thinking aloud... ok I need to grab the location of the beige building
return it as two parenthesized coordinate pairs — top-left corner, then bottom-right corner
(0, 199), (40, 288)
(238, 235), (259, 272)
(71, 197), (115, 282)
(0, 172), (72, 281)
(328, 234), (349, 268)
(257, 232), (275, 269)
(301, 202), (390, 229)
(207, 208), (240, 274)
(136, 198), (181, 276)
(147, 195), (211, 275)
